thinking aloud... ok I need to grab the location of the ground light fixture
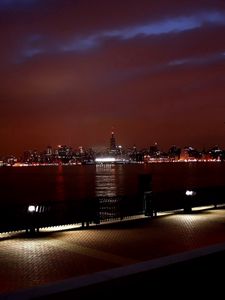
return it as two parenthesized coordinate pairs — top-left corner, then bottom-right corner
(185, 190), (196, 196)
(27, 205), (39, 213)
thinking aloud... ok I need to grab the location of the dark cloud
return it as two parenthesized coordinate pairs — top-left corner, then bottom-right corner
(0, 0), (38, 10)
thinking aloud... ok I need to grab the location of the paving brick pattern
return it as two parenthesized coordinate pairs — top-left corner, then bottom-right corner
(1, 209), (225, 295)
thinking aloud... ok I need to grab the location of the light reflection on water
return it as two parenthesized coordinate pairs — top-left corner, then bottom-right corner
(55, 165), (65, 201)
(95, 164), (117, 197)
(1, 163), (225, 205)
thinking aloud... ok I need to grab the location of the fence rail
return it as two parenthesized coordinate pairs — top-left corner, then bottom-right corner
(1, 186), (225, 234)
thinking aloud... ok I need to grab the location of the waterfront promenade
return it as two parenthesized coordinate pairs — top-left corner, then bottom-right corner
(1, 207), (225, 299)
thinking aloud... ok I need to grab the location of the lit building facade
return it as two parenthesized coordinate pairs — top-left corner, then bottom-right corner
(110, 131), (116, 152)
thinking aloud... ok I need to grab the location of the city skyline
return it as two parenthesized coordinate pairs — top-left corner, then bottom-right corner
(1, 128), (225, 158)
(1, 130), (224, 161)
(1, 0), (225, 155)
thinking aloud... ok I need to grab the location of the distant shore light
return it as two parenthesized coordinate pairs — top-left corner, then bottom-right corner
(95, 157), (116, 163)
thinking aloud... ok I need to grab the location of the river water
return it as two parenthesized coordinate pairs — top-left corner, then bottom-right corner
(1, 162), (225, 206)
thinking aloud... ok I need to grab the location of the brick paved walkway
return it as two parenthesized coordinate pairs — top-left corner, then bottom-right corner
(1, 208), (225, 298)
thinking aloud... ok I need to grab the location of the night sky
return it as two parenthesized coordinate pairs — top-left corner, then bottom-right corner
(1, 0), (225, 155)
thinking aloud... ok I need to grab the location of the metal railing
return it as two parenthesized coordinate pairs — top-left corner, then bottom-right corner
(1, 186), (225, 234)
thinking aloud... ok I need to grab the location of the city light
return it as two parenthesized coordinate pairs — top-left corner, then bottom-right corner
(95, 157), (116, 163)
(0, 130), (224, 167)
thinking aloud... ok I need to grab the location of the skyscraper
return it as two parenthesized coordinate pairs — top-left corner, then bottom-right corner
(110, 130), (116, 151)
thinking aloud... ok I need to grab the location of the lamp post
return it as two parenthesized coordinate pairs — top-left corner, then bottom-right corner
(26, 205), (40, 234)
(184, 190), (196, 213)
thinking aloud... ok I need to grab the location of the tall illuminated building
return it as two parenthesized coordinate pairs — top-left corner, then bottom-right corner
(110, 130), (116, 152)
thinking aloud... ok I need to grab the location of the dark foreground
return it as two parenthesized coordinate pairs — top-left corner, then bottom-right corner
(1, 207), (225, 299)
(39, 250), (225, 299)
